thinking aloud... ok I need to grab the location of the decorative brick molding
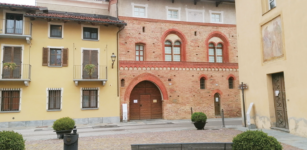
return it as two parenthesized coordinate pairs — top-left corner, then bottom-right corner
(226, 74), (236, 80)
(124, 73), (169, 102)
(161, 28), (187, 61)
(205, 31), (230, 63)
(211, 89), (223, 97)
(199, 74), (209, 80)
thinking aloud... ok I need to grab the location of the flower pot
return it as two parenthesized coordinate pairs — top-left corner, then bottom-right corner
(54, 129), (72, 139)
(193, 122), (206, 130)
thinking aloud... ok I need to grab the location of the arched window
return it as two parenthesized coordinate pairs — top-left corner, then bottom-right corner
(228, 77), (234, 89)
(200, 77), (205, 89)
(135, 44), (144, 61)
(208, 43), (223, 63)
(121, 79), (125, 87)
(165, 40), (181, 61)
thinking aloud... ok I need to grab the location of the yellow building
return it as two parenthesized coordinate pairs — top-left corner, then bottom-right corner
(0, 3), (126, 128)
(236, 0), (307, 137)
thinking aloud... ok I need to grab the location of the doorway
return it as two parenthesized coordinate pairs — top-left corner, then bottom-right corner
(214, 93), (221, 116)
(129, 81), (162, 120)
(272, 72), (288, 129)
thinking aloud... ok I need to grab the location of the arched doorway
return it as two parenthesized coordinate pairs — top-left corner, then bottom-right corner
(129, 81), (162, 120)
(214, 93), (221, 116)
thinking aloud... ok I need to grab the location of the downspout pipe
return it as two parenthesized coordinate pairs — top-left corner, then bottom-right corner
(117, 25), (125, 97)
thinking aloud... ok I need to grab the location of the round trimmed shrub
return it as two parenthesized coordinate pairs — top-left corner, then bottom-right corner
(52, 117), (75, 131)
(232, 130), (282, 150)
(0, 131), (25, 150)
(191, 112), (207, 123)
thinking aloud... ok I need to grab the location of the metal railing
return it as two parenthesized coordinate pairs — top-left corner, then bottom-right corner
(73, 65), (107, 80)
(0, 19), (32, 36)
(1, 63), (31, 80)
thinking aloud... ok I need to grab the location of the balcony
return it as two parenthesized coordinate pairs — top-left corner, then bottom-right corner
(0, 63), (31, 86)
(73, 65), (107, 86)
(0, 19), (32, 42)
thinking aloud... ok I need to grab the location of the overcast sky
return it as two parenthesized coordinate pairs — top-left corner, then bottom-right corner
(0, 0), (35, 5)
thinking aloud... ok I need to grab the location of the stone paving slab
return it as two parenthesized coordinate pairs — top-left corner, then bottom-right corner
(26, 129), (300, 150)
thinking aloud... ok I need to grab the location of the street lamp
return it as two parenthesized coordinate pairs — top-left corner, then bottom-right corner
(111, 53), (116, 69)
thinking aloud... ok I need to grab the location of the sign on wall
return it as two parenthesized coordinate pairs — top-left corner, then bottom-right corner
(122, 104), (127, 121)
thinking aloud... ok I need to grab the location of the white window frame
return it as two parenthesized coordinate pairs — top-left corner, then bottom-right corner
(80, 87), (100, 109)
(0, 88), (22, 112)
(46, 88), (63, 111)
(268, 0), (277, 10)
(209, 11), (224, 24)
(81, 24), (100, 41)
(80, 48), (100, 79)
(46, 46), (64, 67)
(166, 6), (181, 21)
(131, 3), (148, 18)
(2, 10), (26, 35)
(48, 22), (64, 38)
(186, 8), (205, 23)
(0, 44), (24, 79)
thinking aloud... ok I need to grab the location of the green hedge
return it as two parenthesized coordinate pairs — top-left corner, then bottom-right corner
(191, 112), (207, 123)
(52, 117), (75, 131)
(232, 130), (282, 150)
(0, 131), (25, 150)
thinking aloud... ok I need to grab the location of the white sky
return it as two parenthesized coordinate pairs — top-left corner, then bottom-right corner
(0, 0), (35, 5)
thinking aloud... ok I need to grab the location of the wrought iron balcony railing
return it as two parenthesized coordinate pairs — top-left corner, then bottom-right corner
(73, 65), (107, 86)
(0, 63), (31, 86)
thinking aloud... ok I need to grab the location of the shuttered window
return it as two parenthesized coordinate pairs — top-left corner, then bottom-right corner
(229, 77), (234, 89)
(200, 77), (205, 89)
(82, 90), (98, 108)
(48, 90), (61, 110)
(2, 47), (22, 79)
(1, 90), (20, 111)
(83, 50), (98, 79)
(83, 27), (98, 40)
(42, 47), (68, 67)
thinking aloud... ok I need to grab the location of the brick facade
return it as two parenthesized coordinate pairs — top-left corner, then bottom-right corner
(119, 17), (241, 120)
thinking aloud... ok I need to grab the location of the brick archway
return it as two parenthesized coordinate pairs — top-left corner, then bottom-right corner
(124, 73), (168, 102)
(226, 74), (236, 80)
(205, 31), (230, 63)
(161, 28), (187, 61)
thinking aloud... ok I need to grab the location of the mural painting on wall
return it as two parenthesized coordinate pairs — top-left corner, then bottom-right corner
(262, 16), (284, 62)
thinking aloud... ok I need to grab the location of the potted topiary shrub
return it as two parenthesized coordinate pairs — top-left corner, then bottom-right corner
(0, 131), (25, 150)
(52, 117), (75, 139)
(232, 130), (282, 150)
(84, 64), (96, 79)
(191, 112), (207, 130)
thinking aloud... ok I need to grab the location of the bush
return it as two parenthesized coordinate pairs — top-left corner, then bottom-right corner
(191, 112), (207, 123)
(232, 130), (282, 150)
(0, 131), (25, 150)
(52, 117), (75, 131)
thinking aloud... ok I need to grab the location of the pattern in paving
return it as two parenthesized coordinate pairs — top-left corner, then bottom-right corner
(26, 129), (301, 150)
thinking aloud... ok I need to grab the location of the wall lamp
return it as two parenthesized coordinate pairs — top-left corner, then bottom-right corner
(111, 53), (116, 69)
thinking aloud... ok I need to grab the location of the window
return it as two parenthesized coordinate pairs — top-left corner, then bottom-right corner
(210, 11), (223, 23)
(165, 41), (181, 61)
(200, 77), (205, 89)
(166, 7), (181, 20)
(50, 24), (62, 38)
(2, 46), (22, 79)
(121, 79), (125, 87)
(262, 0), (276, 14)
(209, 43), (223, 63)
(269, 0), (276, 10)
(47, 89), (62, 110)
(134, 6), (146, 17)
(135, 44), (144, 61)
(83, 27), (98, 40)
(229, 77), (234, 89)
(1, 90), (20, 111)
(82, 50), (98, 79)
(6, 13), (23, 34)
(82, 90), (98, 108)
(42, 47), (68, 67)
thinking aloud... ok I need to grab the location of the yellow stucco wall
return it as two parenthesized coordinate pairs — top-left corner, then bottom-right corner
(0, 9), (120, 124)
(236, 0), (307, 137)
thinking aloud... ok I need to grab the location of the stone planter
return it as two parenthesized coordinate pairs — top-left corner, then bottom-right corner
(54, 129), (72, 139)
(193, 122), (206, 130)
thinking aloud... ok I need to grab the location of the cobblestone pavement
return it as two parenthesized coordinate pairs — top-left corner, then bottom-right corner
(26, 129), (301, 150)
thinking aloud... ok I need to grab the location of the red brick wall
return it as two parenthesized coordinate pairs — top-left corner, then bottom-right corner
(119, 17), (241, 120)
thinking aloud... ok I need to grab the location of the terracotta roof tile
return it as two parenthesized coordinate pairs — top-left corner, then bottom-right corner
(25, 13), (126, 25)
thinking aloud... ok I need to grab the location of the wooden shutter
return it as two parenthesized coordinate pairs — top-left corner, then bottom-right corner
(91, 51), (98, 79)
(62, 48), (68, 67)
(2, 91), (9, 111)
(13, 47), (22, 78)
(2, 47), (12, 78)
(42, 47), (49, 66)
(82, 50), (90, 79)
(12, 91), (19, 110)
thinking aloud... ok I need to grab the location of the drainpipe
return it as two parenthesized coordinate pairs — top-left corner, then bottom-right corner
(116, 24), (125, 97)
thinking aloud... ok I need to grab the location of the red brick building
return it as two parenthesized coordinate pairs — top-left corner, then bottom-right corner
(118, 0), (241, 120)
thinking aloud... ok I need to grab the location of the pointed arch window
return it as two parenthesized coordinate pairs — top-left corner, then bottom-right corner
(228, 77), (234, 89)
(165, 40), (181, 61)
(209, 43), (223, 63)
(200, 77), (205, 89)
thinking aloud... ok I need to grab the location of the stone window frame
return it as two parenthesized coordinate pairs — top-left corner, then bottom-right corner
(81, 24), (100, 41)
(0, 88), (22, 113)
(186, 8), (205, 23)
(209, 10), (224, 24)
(131, 3), (148, 18)
(80, 87), (100, 110)
(48, 22), (64, 39)
(46, 88), (63, 111)
(166, 6), (181, 21)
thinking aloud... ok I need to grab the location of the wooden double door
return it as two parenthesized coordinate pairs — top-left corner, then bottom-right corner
(130, 81), (162, 120)
(272, 73), (288, 129)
